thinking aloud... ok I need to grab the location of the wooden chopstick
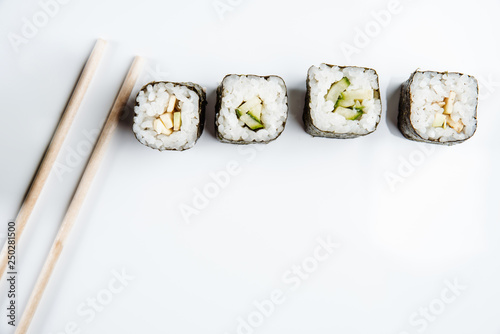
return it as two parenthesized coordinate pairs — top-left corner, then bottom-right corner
(15, 56), (144, 334)
(0, 39), (108, 279)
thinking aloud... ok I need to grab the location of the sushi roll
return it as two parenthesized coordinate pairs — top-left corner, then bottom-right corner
(133, 81), (206, 151)
(303, 64), (382, 139)
(398, 70), (478, 145)
(215, 74), (288, 144)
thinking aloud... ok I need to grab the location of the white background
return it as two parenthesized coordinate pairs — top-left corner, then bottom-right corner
(1, 0), (499, 333)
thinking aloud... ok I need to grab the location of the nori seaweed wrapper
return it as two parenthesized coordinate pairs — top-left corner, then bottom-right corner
(134, 81), (206, 151)
(398, 70), (478, 146)
(303, 64), (382, 139)
(215, 74), (288, 145)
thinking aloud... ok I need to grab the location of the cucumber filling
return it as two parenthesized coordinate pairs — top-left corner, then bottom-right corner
(325, 77), (374, 121)
(236, 97), (264, 131)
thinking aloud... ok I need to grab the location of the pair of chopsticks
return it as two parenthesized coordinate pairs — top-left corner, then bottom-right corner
(0, 39), (145, 334)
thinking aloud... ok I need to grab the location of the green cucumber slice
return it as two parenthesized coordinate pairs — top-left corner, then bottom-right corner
(336, 98), (356, 108)
(334, 107), (363, 121)
(326, 77), (350, 105)
(353, 101), (365, 112)
(240, 114), (264, 130)
(247, 103), (263, 122)
(236, 97), (262, 117)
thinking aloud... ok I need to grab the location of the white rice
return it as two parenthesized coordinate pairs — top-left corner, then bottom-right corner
(409, 72), (478, 142)
(308, 64), (381, 135)
(217, 75), (288, 143)
(133, 82), (201, 151)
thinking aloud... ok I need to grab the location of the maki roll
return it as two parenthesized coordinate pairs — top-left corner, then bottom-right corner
(133, 81), (206, 151)
(303, 64), (382, 139)
(398, 70), (478, 145)
(215, 74), (288, 144)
